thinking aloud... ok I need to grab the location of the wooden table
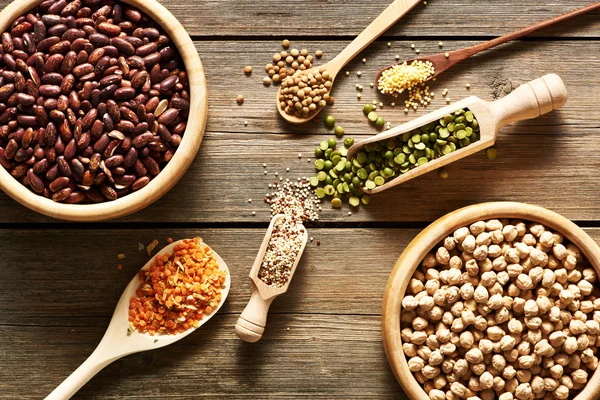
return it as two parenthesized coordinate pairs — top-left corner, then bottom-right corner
(1, 1), (599, 398)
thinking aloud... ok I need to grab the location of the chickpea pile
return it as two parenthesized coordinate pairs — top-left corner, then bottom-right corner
(401, 219), (599, 400)
(278, 67), (334, 118)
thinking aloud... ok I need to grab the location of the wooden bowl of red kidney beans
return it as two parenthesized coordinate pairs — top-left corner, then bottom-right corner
(0, 0), (207, 221)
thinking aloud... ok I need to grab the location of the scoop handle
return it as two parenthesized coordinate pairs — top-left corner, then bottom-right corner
(235, 284), (274, 343)
(490, 73), (568, 129)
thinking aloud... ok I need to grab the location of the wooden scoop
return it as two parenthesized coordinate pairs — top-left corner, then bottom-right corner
(235, 214), (308, 343)
(347, 74), (568, 195)
(46, 239), (230, 399)
(277, 0), (422, 124)
(375, 2), (600, 92)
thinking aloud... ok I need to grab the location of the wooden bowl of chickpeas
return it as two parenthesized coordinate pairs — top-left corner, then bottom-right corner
(382, 202), (600, 400)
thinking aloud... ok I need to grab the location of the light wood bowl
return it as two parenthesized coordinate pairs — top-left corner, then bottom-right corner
(0, 0), (207, 221)
(382, 202), (600, 400)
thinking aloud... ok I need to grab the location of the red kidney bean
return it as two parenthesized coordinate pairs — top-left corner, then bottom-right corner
(0, 0), (189, 203)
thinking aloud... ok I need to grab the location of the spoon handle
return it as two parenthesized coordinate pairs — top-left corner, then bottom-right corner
(448, 2), (600, 66)
(329, 0), (421, 73)
(46, 344), (114, 400)
(488, 74), (568, 130)
(235, 284), (275, 343)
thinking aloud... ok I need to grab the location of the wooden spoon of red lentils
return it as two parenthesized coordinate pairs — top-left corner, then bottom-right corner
(46, 238), (230, 399)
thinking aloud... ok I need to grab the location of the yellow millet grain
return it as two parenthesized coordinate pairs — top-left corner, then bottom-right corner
(377, 60), (434, 96)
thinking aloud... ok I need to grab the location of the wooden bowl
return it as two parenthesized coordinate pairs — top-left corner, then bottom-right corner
(382, 202), (600, 400)
(0, 0), (207, 221)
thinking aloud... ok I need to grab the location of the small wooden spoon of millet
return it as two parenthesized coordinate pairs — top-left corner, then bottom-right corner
(376, 2), (600, 95)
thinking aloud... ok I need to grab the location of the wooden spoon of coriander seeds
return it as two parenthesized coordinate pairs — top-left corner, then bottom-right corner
(375, 2), (600, 98)
(276, 0), (423, 124)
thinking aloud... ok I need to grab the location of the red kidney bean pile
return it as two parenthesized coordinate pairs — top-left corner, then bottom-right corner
(0, 0), (190, 203)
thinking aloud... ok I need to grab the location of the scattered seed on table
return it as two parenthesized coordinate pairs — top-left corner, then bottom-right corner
(264, 171), (268, 175)
(411, 44), (415, 49)
(438, 168), (449, 179)
(317, 240), (321, 246)
(357, 93), (362, 99)
(487, 147), (498, 159)
(415, 49), (420, 54)
(445, 52), (450, 58)
(286, 168), (290, 172)
(466, 83), (471, 89)
(391, 102), (396, 107)
(345, 71), (350, 76)
(395, 55), (400, 61)
(118, 253), (126, 259)
(362, 58), (367, 63)
(167, 238), (174, 244)
(298, 153), (302, 158)
(438, 41), (443, 47)
(117, 264), (123, 270)
(387, 42), (392, 47)
(252, 211), (256, 216)
(348, 211), (352, 216)
(263, 77), (272, 85)
(310, 237), (314, 242)
(244, 65), (253, 74)
(236, 95), (244, 104)
(315, 50), (323, 58)
(248, 199), (252, 203)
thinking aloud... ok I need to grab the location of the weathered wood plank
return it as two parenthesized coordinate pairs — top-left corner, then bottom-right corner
(0, 40), (599, 223)
(0, 228), (415, 322)
(1, 0), (597, 37)
(2, 228), (600, 322)
(2, 228), (600, 398)
(0, 315), (401, 399)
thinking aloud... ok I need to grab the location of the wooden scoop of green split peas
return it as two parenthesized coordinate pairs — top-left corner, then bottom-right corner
(345, 74), (568, 194)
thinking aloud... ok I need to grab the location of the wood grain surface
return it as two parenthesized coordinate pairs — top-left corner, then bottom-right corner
(0, 0), (599, 398)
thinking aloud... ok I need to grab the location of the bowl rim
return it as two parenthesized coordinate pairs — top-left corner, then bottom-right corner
(381, 201), (600, 400)
(0, 0), (207, 221)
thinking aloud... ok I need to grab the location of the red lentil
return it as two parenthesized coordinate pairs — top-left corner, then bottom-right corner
(128, 238), (226, 335)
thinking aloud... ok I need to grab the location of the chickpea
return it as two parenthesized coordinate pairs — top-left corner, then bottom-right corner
(515, 383), (532, 400)
(470, 221), (486, 235)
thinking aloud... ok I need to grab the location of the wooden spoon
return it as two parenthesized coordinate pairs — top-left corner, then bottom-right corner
(277, 0), (423, 124)
(347, 74), (568, 194)
(235, 214), (308, 343)
(46, 239), (230, 399)
(375, 2), (600, 93)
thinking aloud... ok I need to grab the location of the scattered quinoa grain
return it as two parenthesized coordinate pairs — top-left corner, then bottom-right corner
(445, 52), (450, 58)
(438, 42), (443, 47)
